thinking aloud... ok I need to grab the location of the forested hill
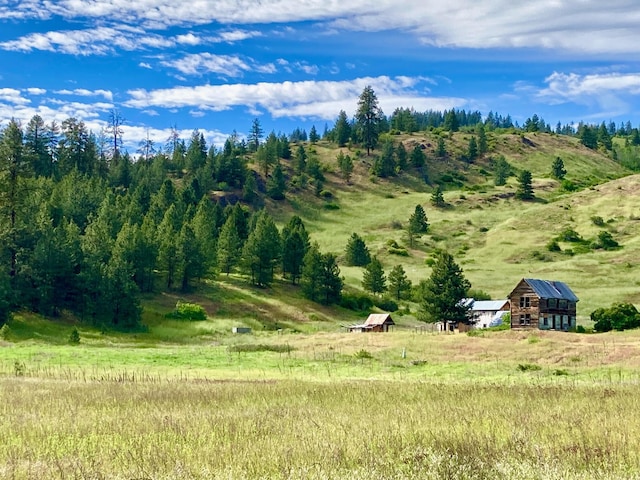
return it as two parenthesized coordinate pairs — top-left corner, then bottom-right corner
(1, 92), (639, 332)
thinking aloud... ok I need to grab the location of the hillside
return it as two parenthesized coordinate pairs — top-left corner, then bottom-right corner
(252, 131), (635, 321)
(1, 125), (638, 338)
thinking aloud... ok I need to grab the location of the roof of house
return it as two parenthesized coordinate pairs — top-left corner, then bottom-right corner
(364, 313), (395, 326)
(465, 299), (510, 312)
(517, 278), (579, 302)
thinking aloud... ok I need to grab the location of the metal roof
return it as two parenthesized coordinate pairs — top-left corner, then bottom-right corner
(469, 300), (510, 312)
(364, 313), (395, 326)
(523, 278), (579, 302)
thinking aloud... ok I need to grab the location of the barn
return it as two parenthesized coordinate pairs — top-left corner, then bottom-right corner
(348, 313), (395, 332)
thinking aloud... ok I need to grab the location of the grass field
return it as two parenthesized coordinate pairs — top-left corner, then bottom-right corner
(3, 325), (640, 479)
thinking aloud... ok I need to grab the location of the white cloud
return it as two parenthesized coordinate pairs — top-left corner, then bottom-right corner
(174, 33), (201, 45)
(533, 71), (640, 117)
(139, 62), (153, 69)
(25, 88), (47, 95)
(3, 1), (640, 54)
(54, 89), (114, 101)
(0, 88), (30, 105)
(161, 53), (277, 77)
(125, 75), (464, 120)
(214, 29), (262, 43)
(161, 53), (251, 77)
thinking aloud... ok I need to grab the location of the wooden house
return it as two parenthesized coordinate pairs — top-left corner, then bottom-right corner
(508, 278), (578, 331)
(348, 313), (395, 332)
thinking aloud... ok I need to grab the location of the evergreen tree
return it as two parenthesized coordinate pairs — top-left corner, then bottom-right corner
(418, 251), (471, 323)
(372, 140), (396, 177)
(356, 86), (383, 155)
(516, 170), (534, 200)
(395, 143), (408, 171)
(281, 216), (309, 284)
(443, 110), (459, 132)
(217, 214), (242, 275)
(241, 210), (281, 286)
(191, 196), (218, 272)
(362, 257), (386, 296)
(157, 204), (181, 289)
(334, 110), (351, 147)
(301, 242), (323, 302)
(467, 136), (478, 162)
(436, 137), (447, 158)
(551, 156), (567, 180)
(185, 130), (207, 171)
(493, 155), (511, 186)
(431, 186), (445, 207)
(597, 122), (612, 150)
(309, 125), (319, 144)
(345, 233), (371, 266)
(318, 252), (343, 305)
(267, 163), (286, 200)
(294, 144), (307, 175)
(249, 118), (263, 152)
(176, 222), (206, 290)
(476, 123), (488, 155)
(388, 264), (412, 301)
(407, 204), (429, 247)
(242, 172), (258, 205)
(337, 151), (354, 184)
(410, 145), (426, 169)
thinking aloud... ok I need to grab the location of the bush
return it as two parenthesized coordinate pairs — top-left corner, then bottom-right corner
(558, 228), (583, 242)
(339, 293), (374, 312)
(167, 301), (207, 321)
(374, 297), (398, 312)
(592, 231), (619, 250)
(354, 349), (373, 360)
(591, 216), (605, 227)
(68, 327), (80, 344)
(319, 190), (333, 199)
(323, 202), (340, 210)
(517, 363), (542, 372)
(546, 239), (561, 252)
(591, 302), (640, 332)
(0, 323), (11, 341)
(388, 247), (409, 256)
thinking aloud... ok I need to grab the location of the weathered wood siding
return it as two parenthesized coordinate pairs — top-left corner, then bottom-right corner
(509, 281), (539, 329)
(509, 279), (578, 331)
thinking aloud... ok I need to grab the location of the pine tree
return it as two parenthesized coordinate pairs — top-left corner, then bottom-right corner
(334, 110), (351, 147)
(301, 242), (323, 302)
(395, 143), (408, 171)
(551, 157), (567, 180)
(436, 137), (447, 158)
(476, 123), (488, 155)
(493, 155), (510, 186)
(467, 136), (478, 162)
(362, 257), (386, 296)
(418, 251), (470, 323)
(345, 233), (371, 266)
(388, 264), (412, 301)
(337, 151), (354, 184)
(431, 186), (445, 207)
(516, 170), (534, 200)
(410, 145), (425, 168)
(241, 210), (281, 286)
(249, 118), (263, 152)
(217, 214), (242, 275)
(267, 163), (286, 200)
(407, 204), (429, 247)
(309, 125), (319, 143)
(281, 216), (309, 284)
(356, 86), (383, 155)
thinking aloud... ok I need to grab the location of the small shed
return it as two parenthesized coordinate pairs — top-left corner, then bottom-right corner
(232, 327), (252, 334)
(348, 313), (395, 332)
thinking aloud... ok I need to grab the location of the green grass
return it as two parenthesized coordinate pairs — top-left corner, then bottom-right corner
(3, 329), (640, 478)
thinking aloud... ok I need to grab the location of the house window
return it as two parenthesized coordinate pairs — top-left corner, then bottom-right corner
(519, 297), (530, 308)
(548, 298), (557, 308)
(543, 317), (548, 326)
(519, 314), (531, 325)
(559, 299), (567, 309)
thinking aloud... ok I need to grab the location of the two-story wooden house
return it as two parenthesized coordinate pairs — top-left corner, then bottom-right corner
(508, 278), (578, 331)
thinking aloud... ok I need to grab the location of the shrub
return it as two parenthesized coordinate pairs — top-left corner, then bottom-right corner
(323, 202), (340, 210)
(354, 349), (373, 360)
(0, 324), (11, 341)
(591, 302), (640, 332)
(319, 190), (333, 199)
(558, 228), (583, 242)
(339, 293), (374, 312)
(546, 239), (561, 252)
(69, 327), (80, 344)
(374, 297), (398, 312)
(167, 301), (207, 321)
(591, 216), (605, 227)
(388, 247), (409, 256)
(517, 363), (542, 372)
(592, 231), (619, 250)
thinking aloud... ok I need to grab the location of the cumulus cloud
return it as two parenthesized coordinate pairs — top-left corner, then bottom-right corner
(125, 75), (464, 120)
(2, 1), (639, 54)
(161, 53), (253, 77)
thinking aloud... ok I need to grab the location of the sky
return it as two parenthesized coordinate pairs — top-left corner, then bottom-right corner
(1, 0), (640, 153)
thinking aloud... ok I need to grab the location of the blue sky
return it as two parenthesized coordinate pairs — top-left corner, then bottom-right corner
(1, 0), (640, 153)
